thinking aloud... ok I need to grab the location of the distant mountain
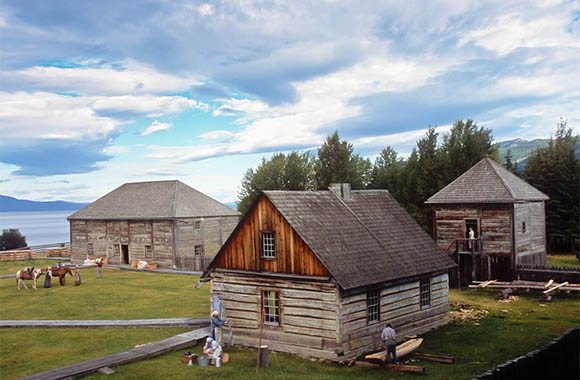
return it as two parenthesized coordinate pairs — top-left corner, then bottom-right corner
(224, 201), (238, 211)
(498, 138), (580, 172)
(0, 195), (89, 212)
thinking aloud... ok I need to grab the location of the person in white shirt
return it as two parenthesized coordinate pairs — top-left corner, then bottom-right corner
(203, 337), (223, 365)
(381, 324), (398, 364)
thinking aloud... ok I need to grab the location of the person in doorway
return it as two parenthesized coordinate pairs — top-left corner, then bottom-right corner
(74, 265), (81, 286)
(468, 226), (475, 249)
(211, 310), (228, 342)
(96, 258), (104, 279)
(381, 323), (398, 364)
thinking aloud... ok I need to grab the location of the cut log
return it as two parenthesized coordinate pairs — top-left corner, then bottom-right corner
(543, 282), (569, 295)
(258, 345), (269, 368)
(544, 279), (554, 289)
(354, 361), (382, 369)
(479, 280), (496, 288)
(412, 352), (454, 364)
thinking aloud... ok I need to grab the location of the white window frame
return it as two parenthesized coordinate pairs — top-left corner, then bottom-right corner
(194, 244), (203, 256)
(366, 289), (381, 323)
(261, 231), (276, 259)
(262, 290), (280, 326)
(420, 278), (431, 309)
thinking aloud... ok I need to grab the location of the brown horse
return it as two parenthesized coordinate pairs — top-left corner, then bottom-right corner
(50, 266), (73, 286)
(16, 268), (44, 290)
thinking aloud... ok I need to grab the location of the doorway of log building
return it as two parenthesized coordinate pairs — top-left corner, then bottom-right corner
(121, 244), (129, 264)
(464, 219), (479, 251)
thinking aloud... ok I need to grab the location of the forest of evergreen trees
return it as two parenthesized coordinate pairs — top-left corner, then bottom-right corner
(237, 119), (579, 254)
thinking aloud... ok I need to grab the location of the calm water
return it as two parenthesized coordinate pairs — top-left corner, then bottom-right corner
(0, 210), (73, 246)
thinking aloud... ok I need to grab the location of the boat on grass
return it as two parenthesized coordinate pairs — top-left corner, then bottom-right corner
(364, 338), (424, 361)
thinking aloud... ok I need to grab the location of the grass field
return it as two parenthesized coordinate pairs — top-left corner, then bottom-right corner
(546, 254), (579, 268)
(1, 260), (579, 380)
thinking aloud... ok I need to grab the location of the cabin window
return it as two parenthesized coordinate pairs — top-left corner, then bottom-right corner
(114, 223), (120, 232)
(87, 242), (94, 257)
(366, 289), (380, 323)
(87, 222), (92, 231)
(260, 231), (276, 259)
(262, 290), (280, 326)
(146, 222), (152, 231)
(145, 245), (152, 258)
(114, 244), (121, 256)
(522, 222), (526, 233)
(194, 245), (203, 256)
(420, 278), (431, 309)
(194, 221), (201, 230)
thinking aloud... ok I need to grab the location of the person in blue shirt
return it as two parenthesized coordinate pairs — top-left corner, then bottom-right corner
(211, 310), (228, 341)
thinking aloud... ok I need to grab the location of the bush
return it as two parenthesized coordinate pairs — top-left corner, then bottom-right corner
(0, 228), (27, 251)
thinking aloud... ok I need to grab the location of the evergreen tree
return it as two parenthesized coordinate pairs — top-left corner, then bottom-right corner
(369, 146), (404, 199)
(504, 149), (518, 174)
(315, 131), (370, 190)
(525, 119), (579, 253)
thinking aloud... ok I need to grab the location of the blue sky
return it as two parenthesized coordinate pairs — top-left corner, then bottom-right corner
(0, 0), (579, 205)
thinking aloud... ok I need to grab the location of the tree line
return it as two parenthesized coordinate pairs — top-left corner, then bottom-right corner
(237, 119), (579, 254)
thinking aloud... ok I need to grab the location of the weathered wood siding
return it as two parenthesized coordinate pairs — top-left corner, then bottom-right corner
(175, 215), (238, 269)
(214, 196), (329, 276)
(514, 202), (547, 266)
(211, 270), (341, 360)
(433, 204), (513, 256)
(339, 272), (449, 360)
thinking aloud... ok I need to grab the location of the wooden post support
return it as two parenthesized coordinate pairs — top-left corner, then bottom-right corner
(258, 345), (269, 368)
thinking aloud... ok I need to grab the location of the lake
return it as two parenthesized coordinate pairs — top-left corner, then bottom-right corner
(0, 210), (73, 247)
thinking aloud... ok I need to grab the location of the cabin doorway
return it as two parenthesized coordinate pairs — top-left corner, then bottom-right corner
(121, 245), (129, 264)
(464, 219), (479, 251)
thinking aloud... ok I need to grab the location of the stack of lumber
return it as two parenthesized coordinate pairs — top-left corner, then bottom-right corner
(147, 262), (158, 269)
(469, 280), (580, 293)
(0, 250), (36, 261)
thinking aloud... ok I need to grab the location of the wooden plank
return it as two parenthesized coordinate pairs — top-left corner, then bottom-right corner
(543, 282), (569, 294)
(412, 352), (454, 364)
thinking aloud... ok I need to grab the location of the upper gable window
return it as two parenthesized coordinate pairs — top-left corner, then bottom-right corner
(261, 231), (276, 259)
(87, 222), (92, 231)
(146, 222), (152, 231)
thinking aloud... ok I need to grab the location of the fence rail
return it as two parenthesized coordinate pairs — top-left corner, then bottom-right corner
(473, 327), (579, 380)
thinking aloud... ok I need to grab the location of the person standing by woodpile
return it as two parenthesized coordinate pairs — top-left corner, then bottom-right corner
(74, 265), (81, 286)
(211, 310), (228, 342)
(96, 258), (104, 279)
(381, 324), (398, 364)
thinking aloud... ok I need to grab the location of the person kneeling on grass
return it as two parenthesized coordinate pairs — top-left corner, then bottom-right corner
(203, 337), (223, 365)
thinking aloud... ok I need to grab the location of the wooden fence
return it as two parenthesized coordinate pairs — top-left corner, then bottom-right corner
(473, 327), (579, 380)
(0, 250), (37, 261)
(516, 265), (580, 284)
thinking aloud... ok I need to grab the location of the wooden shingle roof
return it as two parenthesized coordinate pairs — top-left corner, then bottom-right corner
(68, 180), (239, 220)
(262, 189), (455, 291)
(426, 157), (549, 204)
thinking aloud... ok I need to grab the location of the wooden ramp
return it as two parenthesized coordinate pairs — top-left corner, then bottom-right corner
(0, 318), (209, 328)
(19, 326), (211, 380)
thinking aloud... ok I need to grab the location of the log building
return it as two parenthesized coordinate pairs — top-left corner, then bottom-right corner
(203, 184), (456, 361)
(426, 157), (549, 282)
(68, 180), (239, 270)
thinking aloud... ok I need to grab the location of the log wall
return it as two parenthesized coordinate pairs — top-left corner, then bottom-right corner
(214, 196), (329, 277)
(210, 270), (341, 360)
(514, 202), (547, 266)
(70, 216), (237, 268)
(433, 204), (513, 256)
(339, 272), (450, 360)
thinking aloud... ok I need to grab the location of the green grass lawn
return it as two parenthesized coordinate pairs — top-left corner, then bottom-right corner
(1, 260), (579, 380)
(546, 254), (579, 268)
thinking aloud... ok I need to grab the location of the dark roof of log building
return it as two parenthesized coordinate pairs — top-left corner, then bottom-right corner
(260, 189), (455, 291)
(426, 157), (549, 205)
(68, 180), (239, 220)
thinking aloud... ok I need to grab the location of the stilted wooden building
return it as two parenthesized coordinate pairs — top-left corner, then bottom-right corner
(202, 184), (456, 361)
(68, 180), (239, 270)
(426, 157), (549, 283)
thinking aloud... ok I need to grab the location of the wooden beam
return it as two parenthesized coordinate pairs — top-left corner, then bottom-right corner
(412, 352), (454, 364)
(386, 363), (425, 374)
(543, 282), (569, 294)
(478, 280), (496, 288)
(544, 279), (554, 289)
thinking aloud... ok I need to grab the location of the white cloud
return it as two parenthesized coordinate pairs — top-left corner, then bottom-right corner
(141, 120), (172, 136)
(198, 3), (215, 17)
(0, 61), (203, 96)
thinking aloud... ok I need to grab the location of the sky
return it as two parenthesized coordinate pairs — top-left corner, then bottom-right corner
(0, 0), (579, 206)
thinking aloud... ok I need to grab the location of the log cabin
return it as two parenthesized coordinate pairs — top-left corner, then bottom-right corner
(67, 180), (239, 270)
(426, 157), (549, 283)
(202, 184), (456, 361)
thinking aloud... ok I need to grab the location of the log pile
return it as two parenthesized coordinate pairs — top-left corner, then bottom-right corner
(0, 250), (36, 261)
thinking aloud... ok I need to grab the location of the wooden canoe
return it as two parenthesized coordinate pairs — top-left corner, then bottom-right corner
(365, 338), (424, 361)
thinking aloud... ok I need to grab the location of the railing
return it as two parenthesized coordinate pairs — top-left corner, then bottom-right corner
(0, 242), (71, 261)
